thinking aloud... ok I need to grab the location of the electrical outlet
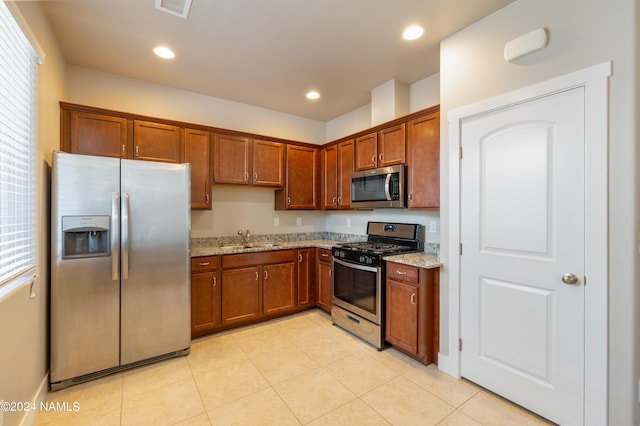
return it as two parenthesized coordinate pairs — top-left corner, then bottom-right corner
(346, 218), (351, 227)
(429, 221), (437, 233)
(296, 217), (302, 226)
(273, 217), (279, 227)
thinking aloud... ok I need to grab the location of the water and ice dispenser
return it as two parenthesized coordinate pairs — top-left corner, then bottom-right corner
(62, 216), (110, 258)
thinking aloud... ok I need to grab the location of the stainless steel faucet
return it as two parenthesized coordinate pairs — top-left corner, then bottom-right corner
(238, 229), (251, 244)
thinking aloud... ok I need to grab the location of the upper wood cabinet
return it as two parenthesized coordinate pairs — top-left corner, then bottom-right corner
(184, 128), (212, 210)
(355, 124), (405, 171)
(133, 120), (182, 163)
(407, 111), (440, 208)
(213, 135), (284, 187)
(66, 110), (128, 158)
(213, 133), (250, 185)
(322, 139), (354, 209)
(275, 144), (318, 210)
(252, 139), (284, 187)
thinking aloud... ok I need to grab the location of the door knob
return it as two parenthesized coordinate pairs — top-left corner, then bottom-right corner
(562, 273), (579, 285)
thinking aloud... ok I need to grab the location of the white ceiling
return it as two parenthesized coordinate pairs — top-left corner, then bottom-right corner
(41, 0), (514, 122)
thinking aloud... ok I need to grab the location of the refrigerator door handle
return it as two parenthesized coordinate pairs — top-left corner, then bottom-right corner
(122, 192), (130, 280)
(111, 192), (120, 280)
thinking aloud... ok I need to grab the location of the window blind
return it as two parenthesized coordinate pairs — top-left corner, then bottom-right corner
(0, 1), (38, 286)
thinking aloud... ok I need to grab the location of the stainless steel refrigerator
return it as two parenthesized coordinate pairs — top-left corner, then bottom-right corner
(50, 151), (191, 390)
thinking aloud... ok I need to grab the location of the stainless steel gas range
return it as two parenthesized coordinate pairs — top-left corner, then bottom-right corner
(331, 222), (425, 349)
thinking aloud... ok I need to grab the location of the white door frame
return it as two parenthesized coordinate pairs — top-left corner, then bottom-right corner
(445, 61), (611, 425)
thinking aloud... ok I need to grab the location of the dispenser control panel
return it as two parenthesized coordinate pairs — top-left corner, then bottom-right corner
(62, 215), (110, 259)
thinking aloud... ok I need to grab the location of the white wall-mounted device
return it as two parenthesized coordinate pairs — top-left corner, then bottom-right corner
(504, 28), (548, 62)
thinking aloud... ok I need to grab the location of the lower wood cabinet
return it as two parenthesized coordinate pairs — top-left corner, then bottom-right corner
(190, 256), (221, 337)
(385, 261), (439, 365)
(220, 250), (297, 326)
(297, 248), (316, 308)
(317, 248), (333, 313)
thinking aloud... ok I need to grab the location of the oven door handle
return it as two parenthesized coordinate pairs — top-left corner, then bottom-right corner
(384, 173), (392, 201)
(333, 257), (379, 273)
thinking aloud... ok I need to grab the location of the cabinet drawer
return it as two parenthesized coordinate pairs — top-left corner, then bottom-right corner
(318, 248), (332, 263)
(386, 262), (418, 284)
(191, 256), (219, 272)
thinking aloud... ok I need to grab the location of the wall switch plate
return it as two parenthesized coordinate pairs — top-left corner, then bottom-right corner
(296, 217), (302, 226)
(429, 221), (437, 233)
(346, 218), (351, 227)
(273, 217), (279, 227)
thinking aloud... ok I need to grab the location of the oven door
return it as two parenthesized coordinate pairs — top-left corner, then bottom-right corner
(332, 258), (382, 324)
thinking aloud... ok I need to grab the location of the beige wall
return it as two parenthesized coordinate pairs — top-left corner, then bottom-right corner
(439, 0), (638, 423)
(1, 2), (66, 425)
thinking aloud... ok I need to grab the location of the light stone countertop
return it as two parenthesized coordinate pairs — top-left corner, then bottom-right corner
(191, 239), (342, 257)
(384, 252), (442, 269)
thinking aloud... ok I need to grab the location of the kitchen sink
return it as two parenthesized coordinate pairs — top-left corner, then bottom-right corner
(221, 242), (281, 250)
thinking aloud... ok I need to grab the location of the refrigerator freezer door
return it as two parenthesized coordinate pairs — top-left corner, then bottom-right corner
(120, 159), (191, 365)
(50, 152), (121, 383)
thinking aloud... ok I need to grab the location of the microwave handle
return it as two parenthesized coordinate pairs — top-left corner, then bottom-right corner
(384, 173), (392, 201)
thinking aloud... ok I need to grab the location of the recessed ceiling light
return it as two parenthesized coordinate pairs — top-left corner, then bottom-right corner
(153, 46), (175, 59)
(306, 90), (320, 100)
(402, 25), (424, 41)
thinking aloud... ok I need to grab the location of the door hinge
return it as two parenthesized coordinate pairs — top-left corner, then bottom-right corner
(459, 338), (463, 351)
(459, 147), (463, 160)
(459, 243), (463, 255)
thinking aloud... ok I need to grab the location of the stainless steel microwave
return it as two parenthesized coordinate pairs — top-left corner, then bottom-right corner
(350, 165), (406, 209)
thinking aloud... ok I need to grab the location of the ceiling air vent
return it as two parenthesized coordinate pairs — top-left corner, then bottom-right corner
(155, 0), (192, 19)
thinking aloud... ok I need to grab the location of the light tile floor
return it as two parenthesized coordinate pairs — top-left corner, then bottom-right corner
(35, 310), (553, 425)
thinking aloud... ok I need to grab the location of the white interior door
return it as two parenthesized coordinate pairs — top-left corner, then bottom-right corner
(460, 87), (585, 425)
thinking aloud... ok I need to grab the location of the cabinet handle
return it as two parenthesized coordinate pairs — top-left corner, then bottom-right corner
(264, 270), (268, 280)
(410, 293), (416, 305)
(408, 193), (413, 201)
(121, 144), (125, 156)
(337, 196), (342, 204)
(321, 253), (329, 257)
(255, 271), (259, 280)
(198, 261), (210, 266)
(287, 197), (291, 205)
(244, 172), (249, 182)
(205, 193), (210, 203)
(254, 172), (258, 181)
(135, 146), (139, 157)
(212, 276), (217, 287)
(371, 154), (376, 164)
(298, 254), (303, 262)
(332, 197), (337, 205)
(329, 269), (332, 277)
(396, 270), (407, 275)
(379, 153), (384, 163)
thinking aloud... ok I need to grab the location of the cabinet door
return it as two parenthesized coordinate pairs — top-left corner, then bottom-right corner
(297, 248), (316, 307)
(191, 271), (220, 335)
(214, 133), (250, 184)
(317, 258), (332, 312)
(385, 278), (419, 355)
(378, 123), (406, 167)
(407, 112), (440, 208)
(221, 266), (261, 325)
(69, 111), (128, 158)
(253, 139), (284, 187)
(263, 262), (296, 316)
(337, 140), (354, 209)
(355, 132), (378, 170)
(322, 145), (338, 209)
(185, 128), (211, 210)
(281, 145), (317, 209)
(133, 120), (182, 163)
